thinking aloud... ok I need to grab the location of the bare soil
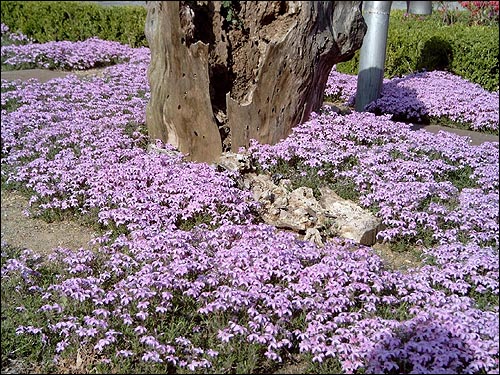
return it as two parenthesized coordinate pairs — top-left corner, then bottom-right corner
(0, 187), (423, 272)
(1, 190), (96, 255)
(0, 67), (107, 83)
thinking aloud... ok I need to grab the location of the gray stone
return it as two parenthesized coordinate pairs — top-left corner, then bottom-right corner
(215, 152), (253, 173)
(304, 228), (323, 247)
(319, 187), (383, 246)
(243, 173), (382, 246)
(147, 143), (182, 157)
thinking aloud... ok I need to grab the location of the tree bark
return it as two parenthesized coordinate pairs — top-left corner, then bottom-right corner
(145, 1), (366, 162)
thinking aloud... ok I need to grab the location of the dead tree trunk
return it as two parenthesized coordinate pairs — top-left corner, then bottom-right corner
(145, 1), (366, 163)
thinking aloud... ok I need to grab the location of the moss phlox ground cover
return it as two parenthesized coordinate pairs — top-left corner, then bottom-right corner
(1, 27), (499, 374)
(326, 66), (499, 132)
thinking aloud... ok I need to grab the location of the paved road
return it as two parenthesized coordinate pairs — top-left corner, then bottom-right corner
(88, 1), (145, 6)
(392, 1), (463, 11)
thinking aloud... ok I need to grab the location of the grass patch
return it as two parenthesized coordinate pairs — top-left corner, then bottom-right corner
(303, 355), (344, 374)
(372, 242), (424, 272)
(1, 244), (60, 373)
(438, 165), (477, 191)
(470, 289), (499, 312)
(1, 96), (23, 113)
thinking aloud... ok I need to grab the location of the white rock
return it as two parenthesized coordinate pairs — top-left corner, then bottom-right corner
(319, 186), (382, 245)
(243, 173), (382, 246)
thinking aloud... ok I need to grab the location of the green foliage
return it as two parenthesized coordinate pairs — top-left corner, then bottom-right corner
(375, 300), (413, 321)
(416, 36), (454, 72)
(0, 83), (23, 113)
(303, 355), (344, 374)
(337, 10), (499, 92)
(329, 177), (360, 202)
(220, 0), (243, 29)
(448, 25), (499, 91)
(0, 1), (148, 47)
(428, 115), (479, 134)
(439, 165), (477, 191)
(470, 288), (498, 311)
(176, 212), (217, 231)
(1, 245), (60, 373)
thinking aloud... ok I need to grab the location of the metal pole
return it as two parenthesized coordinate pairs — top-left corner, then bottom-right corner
(355, 1), (392, 112)
(407, 1), (432, 15)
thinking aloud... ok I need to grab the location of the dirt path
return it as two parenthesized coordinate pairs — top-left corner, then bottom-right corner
(410, 123), (499, 145)
(1, 190), (96, 255)
(1, 69), (72, 83)
(1, 68), (107, 83)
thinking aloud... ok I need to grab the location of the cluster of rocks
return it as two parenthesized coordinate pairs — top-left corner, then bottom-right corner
(216, 152), (383, 247)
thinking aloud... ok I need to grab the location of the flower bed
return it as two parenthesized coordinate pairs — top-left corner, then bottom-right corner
(1, 34), (499, 374)
(326, 67), (499, 133)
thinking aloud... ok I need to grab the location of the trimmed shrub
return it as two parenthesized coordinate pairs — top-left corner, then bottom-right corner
(1, 4), (498, 91)
(337, 10), (499, 92)
(0, 1), (147, 48)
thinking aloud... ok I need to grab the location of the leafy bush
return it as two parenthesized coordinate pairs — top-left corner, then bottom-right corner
(337, 10), (499, 92)
(449, 25), (499, 91)
(0, 1), (147, 48)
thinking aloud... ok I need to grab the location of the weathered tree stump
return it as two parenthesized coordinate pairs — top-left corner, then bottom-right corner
(145, 1), (366, 162)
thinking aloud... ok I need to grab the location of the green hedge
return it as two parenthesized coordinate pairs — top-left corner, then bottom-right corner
(337, 10), (499, 92)
(0, 1), (147, 48)
(1, 4), (498, 91)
